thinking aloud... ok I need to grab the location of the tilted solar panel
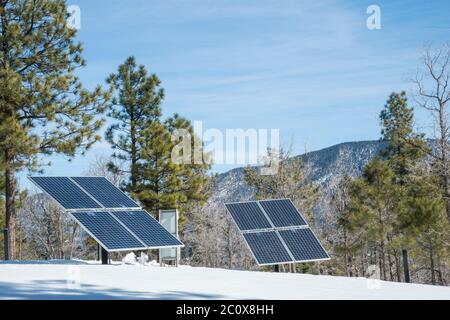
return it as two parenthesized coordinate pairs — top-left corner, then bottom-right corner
(71, 177), (139, 209)
(225, 202), (272, 231)
(29, 176), (184, 253)
(29, 176), (101, 210)
(111, 210), (183, 248)
(71, 211), (146, 251)
(224, 199), (330, 266)
(259, 199), (307, 227)
(279, 228), (329, 262)
(243, 231), (292, 265)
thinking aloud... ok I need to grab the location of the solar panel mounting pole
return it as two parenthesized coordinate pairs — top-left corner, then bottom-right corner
(101, 246), (109, 265)
(402, 249), (410, 283)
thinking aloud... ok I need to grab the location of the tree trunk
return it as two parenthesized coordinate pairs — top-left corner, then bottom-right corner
(379, 244), (386, 280)
(227, 225), (233, 269)
(438, 101), (450, 224)
(387, 251), (394, 281)
(343, 230), (350, 277)
(429, 244), (436, 285)
(5, 148), (16, 260)
(130, 120), (137, 191)
(393, 250), (402, 282)
(444, 175), (450, 224)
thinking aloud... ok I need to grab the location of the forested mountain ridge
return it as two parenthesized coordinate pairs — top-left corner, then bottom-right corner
(210, 140), (387, 213)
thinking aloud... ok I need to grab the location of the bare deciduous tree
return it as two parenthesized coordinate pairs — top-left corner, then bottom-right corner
(413, 44), (450, 223)
(18, 194), (81, 260)
(84, 154), (126, 187)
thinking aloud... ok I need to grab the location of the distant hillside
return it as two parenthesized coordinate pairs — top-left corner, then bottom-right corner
(209, 140), (387, 217)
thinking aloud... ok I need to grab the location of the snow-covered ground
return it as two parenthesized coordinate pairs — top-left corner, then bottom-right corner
(0, 260), (449, 300)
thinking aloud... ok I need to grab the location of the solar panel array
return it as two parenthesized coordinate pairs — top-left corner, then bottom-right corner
(29, 176), (183, 252)
(224, 199), (330, 266)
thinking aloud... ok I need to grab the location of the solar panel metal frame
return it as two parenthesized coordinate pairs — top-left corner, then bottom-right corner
(224, 199), (330, 266)
(69, 211), (148, 252)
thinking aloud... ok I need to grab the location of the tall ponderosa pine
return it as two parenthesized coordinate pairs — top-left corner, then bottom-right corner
(346, 158), (400, 281)
(0, 0), (109, 259)
(106, 56), (163, 192)
(106, 58), (210, 219)
(339, 92), (449, 284)
(380, 92), (428, 182)
(398, 174), (448, 285)
(380, 92), (448, 284)
(379, 92), (426, 280)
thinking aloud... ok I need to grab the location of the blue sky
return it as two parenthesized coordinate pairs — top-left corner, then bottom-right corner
(19, 0), (450, 189)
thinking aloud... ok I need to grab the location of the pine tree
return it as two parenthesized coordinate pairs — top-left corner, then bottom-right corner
(0, 0), (109, 259)
(379, 91), (428, 182)
(379, 91), (429, 281)
(347, 158), (400, 281)
(133, 114), (210, 220)
(340, 92), (449, 284)
(380, 92), (449, 284)
(398, 175), (449, 285)
(106, 56), (163, 192)
(105, 58), (210, 220)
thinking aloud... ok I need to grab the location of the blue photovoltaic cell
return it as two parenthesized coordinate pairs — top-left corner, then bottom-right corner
(71, 177), (139, 209)
(243, 231), (292, 265)
(279, 228), (329, 261)
(111, 211), (183, 247)
(225, 202), (272, 231)
(71, 211), (146, 251)
(30, 177), (101, 210)
(259, 199), (307, 227)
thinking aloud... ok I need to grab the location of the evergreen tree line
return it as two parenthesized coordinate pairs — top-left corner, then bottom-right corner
(328, 91), (450, 285)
